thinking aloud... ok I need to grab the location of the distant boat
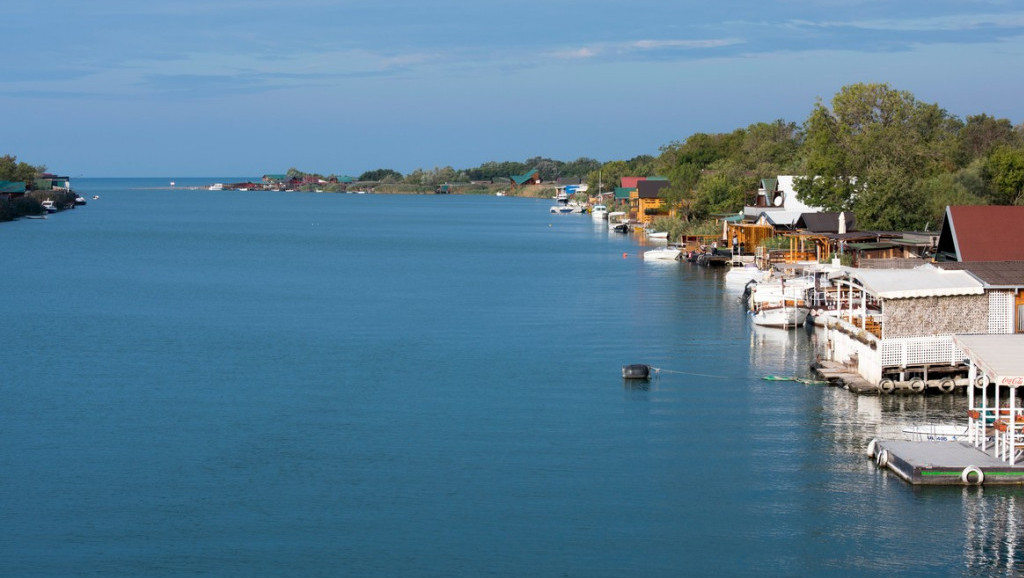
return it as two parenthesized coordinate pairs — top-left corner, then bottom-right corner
(643, 247), (681, 261)
(591, 204), (608, 219)
(645, 230), (669, 241)
(208, 183), (224, 191)
(74, 194), (87, 205)
(607, 211), (629, 232)
(92, 195), (100, 200)
(41, 199), (57, 213)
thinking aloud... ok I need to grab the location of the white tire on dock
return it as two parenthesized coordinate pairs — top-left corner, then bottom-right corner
(961, 465), (984, 485)
(909, 378), (925, 393)
(938, 379), (956, 394)
(975, 377), (986, 389)
(876, 448), (889, 468)
(866, 439), (878, 459)
(879, 379), (896, 394)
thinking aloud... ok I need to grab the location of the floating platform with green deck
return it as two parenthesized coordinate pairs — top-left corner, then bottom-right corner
(868, 439), (1024, 486)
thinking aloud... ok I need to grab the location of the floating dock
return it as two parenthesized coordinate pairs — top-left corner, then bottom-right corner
(868, 439), (1024, 485)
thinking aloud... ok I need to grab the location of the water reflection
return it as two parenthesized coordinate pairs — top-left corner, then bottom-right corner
(964, 488), (1024, 576)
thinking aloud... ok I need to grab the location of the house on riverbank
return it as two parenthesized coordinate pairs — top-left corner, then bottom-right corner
(816, 258), (1024, 393)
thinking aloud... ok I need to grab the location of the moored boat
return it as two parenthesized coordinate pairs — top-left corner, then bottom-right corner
(591, 204), (608, 219)
(643, 246), (681, 261)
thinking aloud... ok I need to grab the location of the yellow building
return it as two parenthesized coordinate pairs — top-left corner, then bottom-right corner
(629, 179), (669, 224)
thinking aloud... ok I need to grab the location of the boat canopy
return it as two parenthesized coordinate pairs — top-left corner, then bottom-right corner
(846, 265), (984, 299)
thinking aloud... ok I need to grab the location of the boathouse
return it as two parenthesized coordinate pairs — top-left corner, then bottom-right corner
(818, 265), (987, 390)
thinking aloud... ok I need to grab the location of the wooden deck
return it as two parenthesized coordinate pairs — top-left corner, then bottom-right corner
(870, 439), (1024, 485)
(812, 360), (878, 394)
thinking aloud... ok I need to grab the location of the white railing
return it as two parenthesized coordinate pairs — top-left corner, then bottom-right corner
(879, 335), (964, 369)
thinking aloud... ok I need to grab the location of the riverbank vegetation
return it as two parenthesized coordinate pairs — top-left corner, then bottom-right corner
(359, 82), (1024, 232)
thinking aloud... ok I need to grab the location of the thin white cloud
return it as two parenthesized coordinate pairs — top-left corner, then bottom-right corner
(547, 37), (744, 61)
(799, 11), (1024, 32)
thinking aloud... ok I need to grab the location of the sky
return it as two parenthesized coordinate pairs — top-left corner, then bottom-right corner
(4, 1), (1024, 177)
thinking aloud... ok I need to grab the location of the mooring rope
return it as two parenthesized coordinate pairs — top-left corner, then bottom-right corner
(647, 366), (827, 383)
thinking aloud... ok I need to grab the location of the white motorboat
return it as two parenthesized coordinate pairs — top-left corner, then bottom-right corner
(748, 277), (813, 328)
(645, 230), (669, 241)
(725, 264), (767, 288)
(902, 424), (971, 442)
(41, 199), (57, 213)
(607, 211), (629, 232)
(643, 247), (681, 261)
(591, 204), (608, 219)
(550, 205), (574, 214)
(208, 183), (224, 191)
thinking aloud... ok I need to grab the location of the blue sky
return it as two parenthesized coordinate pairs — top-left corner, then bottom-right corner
(5, 1), (1024, 177)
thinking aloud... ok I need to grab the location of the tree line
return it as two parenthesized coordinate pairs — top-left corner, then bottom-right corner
(595, 83), (1024, 231)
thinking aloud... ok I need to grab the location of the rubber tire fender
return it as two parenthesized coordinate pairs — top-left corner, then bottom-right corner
(879, 379), (896, 394)
(961, 465), (984, 485)
(876, 449), (889, 468)
(938, 379), (955, 394)
(909, 378), (926, 393)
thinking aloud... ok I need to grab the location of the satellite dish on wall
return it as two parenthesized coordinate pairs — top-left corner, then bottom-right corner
(773, 196), (783, 207)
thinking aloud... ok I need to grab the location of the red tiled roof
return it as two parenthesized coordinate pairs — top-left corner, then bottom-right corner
(941, 206), (1024, 261)
(621, 177), (644, 189)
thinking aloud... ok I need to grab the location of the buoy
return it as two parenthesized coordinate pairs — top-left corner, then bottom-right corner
(938, 379), (955, 394)
(961, 465), (984, 485)
(876, 448), (889, 468)
(622, 364), (652, 380)
(909, 378), (925, 393)
(879, 379), (896, 394)
(622, 252), (628, 259)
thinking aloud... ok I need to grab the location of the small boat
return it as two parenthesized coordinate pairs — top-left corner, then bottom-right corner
(645, 230), (669, 241)
(643, 247), (681, 261)
(901, 424), (971, 442)
(208, 183), (225, 191)
(74, 194), (87, 205)
(607, 211), (629, 232)
(41, 199), (57, 213)
(550, 205), (574, 214)
(591, 204), (608, 219)
(92, 195), (100, 200)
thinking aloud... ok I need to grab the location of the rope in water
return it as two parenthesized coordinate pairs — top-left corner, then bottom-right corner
(647, 367), (828, 383)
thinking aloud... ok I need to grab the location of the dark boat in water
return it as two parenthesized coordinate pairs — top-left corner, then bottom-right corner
(622, 364), (652, 380)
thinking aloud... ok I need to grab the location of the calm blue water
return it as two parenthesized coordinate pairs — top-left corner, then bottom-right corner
(1, 178), (1018, 577)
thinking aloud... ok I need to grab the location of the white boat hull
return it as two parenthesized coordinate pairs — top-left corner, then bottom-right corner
(901, 425), (971, 442)
(643, 248), (681, 261)
(751, 305), (809, 328)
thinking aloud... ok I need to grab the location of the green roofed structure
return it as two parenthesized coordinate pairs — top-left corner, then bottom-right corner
(510, 169), (539, 186)
(0, 180), (27, 199)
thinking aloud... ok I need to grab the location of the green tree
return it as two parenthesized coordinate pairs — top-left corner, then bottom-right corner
(958, 114), (1020, 166)
(0, 154), (44, 186)
(985, 146), (1024, 205)
(359, 168), (404, 182)
(797, 83), (962, 229)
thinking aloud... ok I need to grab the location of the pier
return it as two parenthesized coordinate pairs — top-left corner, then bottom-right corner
(868, 439), (1024, 485)
(867, 334), (1024, 485)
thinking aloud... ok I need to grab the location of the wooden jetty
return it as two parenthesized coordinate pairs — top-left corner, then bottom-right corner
(812, 360), (878, 394)
(866, 334), (1024, 486)
(868, 439), (1024, 485)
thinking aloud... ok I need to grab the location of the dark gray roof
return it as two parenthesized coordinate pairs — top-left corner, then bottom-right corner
(795, 211), (856, 233)
(935, 261), (1024, 287)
